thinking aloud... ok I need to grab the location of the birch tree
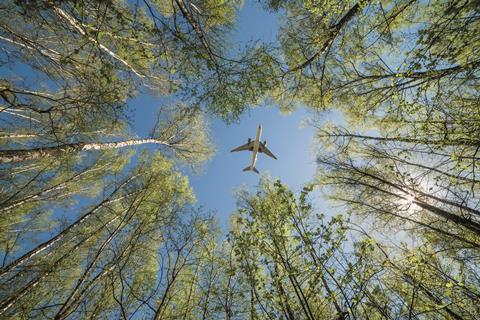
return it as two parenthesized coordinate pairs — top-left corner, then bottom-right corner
(1, 0), (275, 122)
(230, 178), (480, 319)
(264, 0), (479, 116)
(0, 152), (197, 318)
(0, 104), (213, 165)
(231, 179), (367, 319)
(314, 126), (480, 251)
(0, 149), (132, 270)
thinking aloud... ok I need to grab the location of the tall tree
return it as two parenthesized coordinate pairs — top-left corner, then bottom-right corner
(230, 178), (480, 319)
(262, 2), (480, 304)
(232, 179), (367, 319)
(0, 149), (133, 270)
(315, 126), (480, 242)
(0, 104), (213, 165)
(263, 0), (479, 116)
(1, 0), (279, 122)
(0, 1), (265, 318)
(0, 152), (199, 318)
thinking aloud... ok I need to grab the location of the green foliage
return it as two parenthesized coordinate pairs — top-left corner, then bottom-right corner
(232, 178), (353, 319)
(271, 2), (480, 318)
(231, 179), (480, 319)
(152, 104), (215, 166)
(0, 151), (196, 318)
(1, 0), (479, 318)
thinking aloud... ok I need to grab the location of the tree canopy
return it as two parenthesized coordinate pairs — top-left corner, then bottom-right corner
(1, 0), (479, 319)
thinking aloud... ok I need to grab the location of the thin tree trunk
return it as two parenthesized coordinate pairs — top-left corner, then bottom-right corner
(0, 139), (171, 163)
(0, 162), (108, 213)
(201, 263), (215, 320)
(224, 247), (234, 320)
(0, 221), (115, 315)
(376, 246), (465, 320)
(318, 131), (480, 148)
(0, 34), (62, 63)
(342, 59), (480, 85)
(414, 199), (480, 236)
(339, 197), (480, 248)
(0, 174), (139, 276)
(54, 227), (122, 319)
(54, 191), (143, 319)
(173, 0), (221, 76)
(153, 257), (181, 320)
(287, 0), (369, 73)
(182, 263), (200, 320)
(56, 220), (148, 319)
(238, 245), (275, 320)
(273, 263), (296, 320)
(333, 172), (480, 236)
(52, 6), (148, 80)
(289, 212), (346, 316)
(270, 234), (315, 320)
(370, 149), (478, 185)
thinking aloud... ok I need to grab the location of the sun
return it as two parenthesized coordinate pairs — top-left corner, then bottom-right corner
(396, 191), (422, 214)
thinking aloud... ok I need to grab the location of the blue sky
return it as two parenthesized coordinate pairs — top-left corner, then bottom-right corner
(189, 107), (318, 228)
(189, 2), (333, 227)
(128, 1), (327, 228)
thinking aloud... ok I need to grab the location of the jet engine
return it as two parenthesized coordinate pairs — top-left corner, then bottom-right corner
(263, 140), (267, 146)
(248, 138), (251, 143)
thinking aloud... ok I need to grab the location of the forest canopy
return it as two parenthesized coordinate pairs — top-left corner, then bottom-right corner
(0, 0), (478, 319)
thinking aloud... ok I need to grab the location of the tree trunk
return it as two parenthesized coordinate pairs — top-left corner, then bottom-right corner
(0, 174), (139, 276)
(52, 6), (146, 80)
(0, 139), (170, 163)
(287, 0), (368, 72)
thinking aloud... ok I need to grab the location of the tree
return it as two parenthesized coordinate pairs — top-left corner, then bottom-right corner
(260, 2), (480, 318)
(0, 100), (213, 283)
(351, 231), (480, 319)
(0, 152), (199, 318)
(263, 0), (479, 117)
(0, 149), (133, 271)
(0, 1), (266, 318)
(315, 125), (480, 243)
(2, 0), (281, 122)
(0, 104), (213, 165)
(231, 178), (368, 319)
(261, 2), (480, 308)
(230, 178), (480, 319)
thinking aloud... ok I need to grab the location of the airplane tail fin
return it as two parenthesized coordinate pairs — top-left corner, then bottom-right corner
(242, 166), (259, 174)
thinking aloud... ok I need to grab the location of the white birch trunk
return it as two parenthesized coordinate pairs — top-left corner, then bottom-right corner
(53, 6), (165, 85)
(0, 138), (171, 163)
(0, 174), (140, 277)
(0, 163), (108, 213)
(0, 35), (62, 62)
(81, 138), (169, 151)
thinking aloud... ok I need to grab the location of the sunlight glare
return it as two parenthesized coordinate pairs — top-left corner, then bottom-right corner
(397, 192), (421, 214)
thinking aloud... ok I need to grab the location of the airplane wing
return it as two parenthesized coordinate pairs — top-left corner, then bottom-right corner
(230, 141), (254, 152)
(258, 142), (277, 160)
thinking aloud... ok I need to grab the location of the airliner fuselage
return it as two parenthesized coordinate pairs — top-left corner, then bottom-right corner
(250, 125), (262, 169)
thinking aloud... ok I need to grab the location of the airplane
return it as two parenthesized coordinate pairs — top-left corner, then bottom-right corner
(230, 124), (277, 174)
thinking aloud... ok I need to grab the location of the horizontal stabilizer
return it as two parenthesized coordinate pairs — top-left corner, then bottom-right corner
(242, 166), (259, 174)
